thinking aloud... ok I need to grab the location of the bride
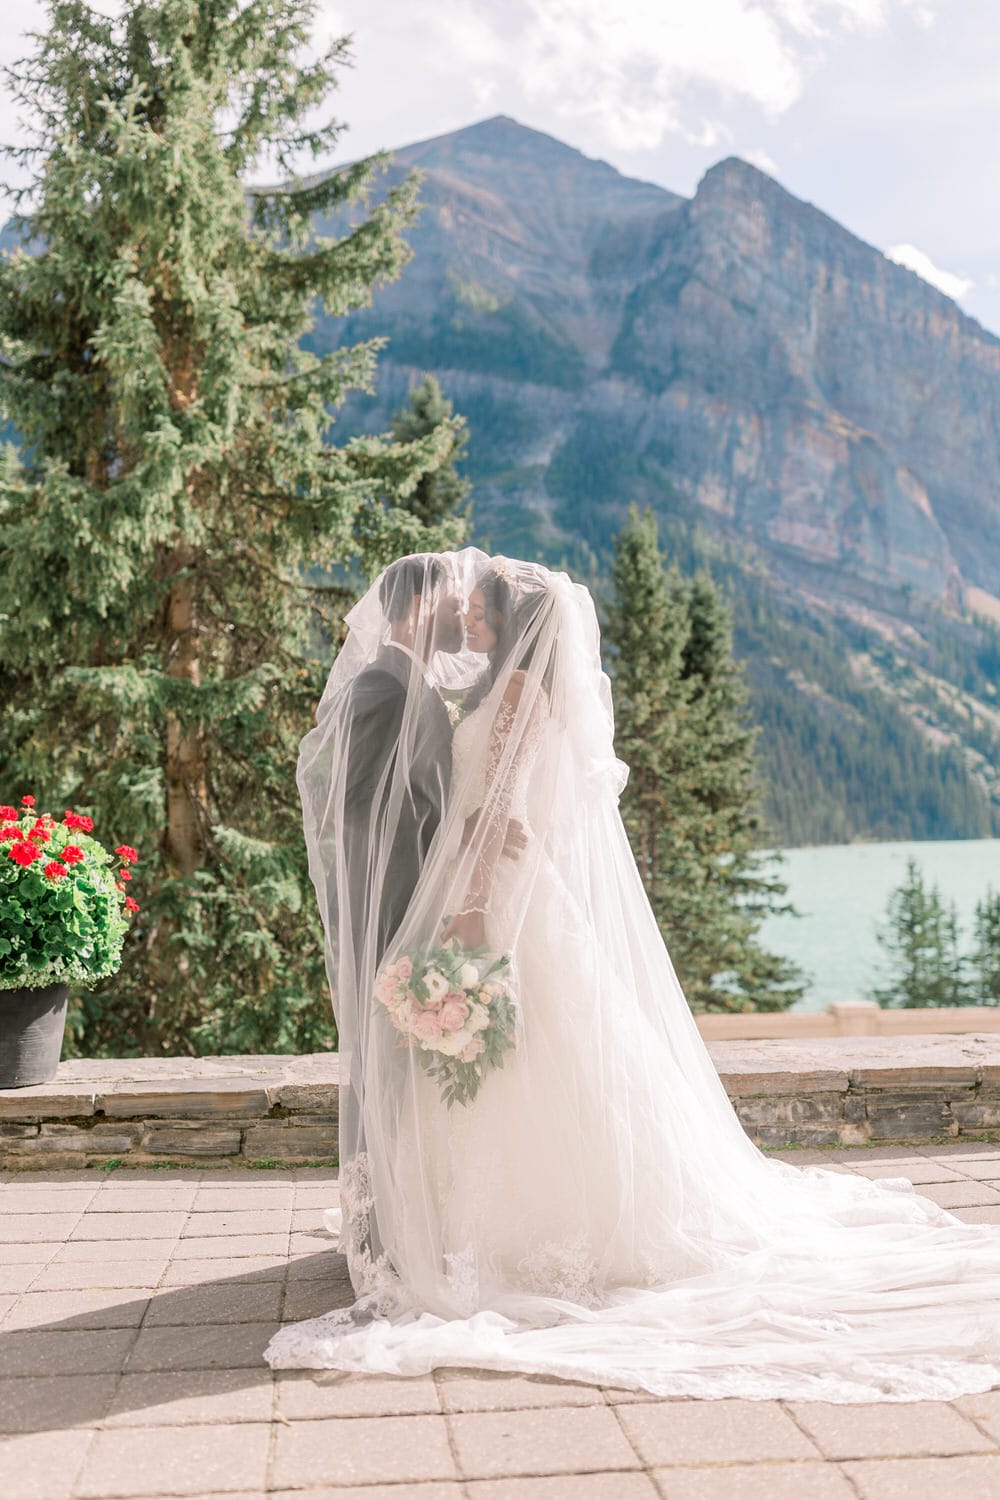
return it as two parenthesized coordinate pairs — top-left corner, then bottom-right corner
(266, 547), (1000, 1402)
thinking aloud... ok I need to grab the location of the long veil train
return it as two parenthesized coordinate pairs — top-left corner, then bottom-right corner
(265, 548), (1000, 1402)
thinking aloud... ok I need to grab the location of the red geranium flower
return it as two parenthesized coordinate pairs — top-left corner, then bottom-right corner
(44, 861), (68, 879)
(114, 845), (138, 863)
(0, 826), (19, 842)
(9, 841), (40, 866)
(20, 795), (35, 807)
(63, 811), (94, 832)
(0, 805), (16, 821)
(124, 896), (140, 913)
(28, 827), (51, 843)
(61, 845), (84, 865)
(119, 868), (132, 881)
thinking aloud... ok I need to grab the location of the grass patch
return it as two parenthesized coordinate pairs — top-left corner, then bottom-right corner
(247, 1157), (338, 1170)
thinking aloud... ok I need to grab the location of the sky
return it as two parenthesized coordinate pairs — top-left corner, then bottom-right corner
(2, 0), (1000, 333)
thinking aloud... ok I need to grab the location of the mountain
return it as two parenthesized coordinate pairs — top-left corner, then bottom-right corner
(315, 116), (1000, 847)
(327, 117), (1000, 598)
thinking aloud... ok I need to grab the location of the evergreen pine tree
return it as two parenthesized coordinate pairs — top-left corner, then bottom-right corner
(607, 507), (803, 1013)
(391, 374), (471, 526)
(970, 889), (1000, 1004)
(676, 570), (804, 1010)
(606, 504), (691, 926)
(872, 858), (969, 1008)
(0, 0), (467, 1056)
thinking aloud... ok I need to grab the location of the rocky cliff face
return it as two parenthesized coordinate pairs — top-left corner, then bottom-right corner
(612, 156), (1000, 608)
(332, 116), (1000, 622)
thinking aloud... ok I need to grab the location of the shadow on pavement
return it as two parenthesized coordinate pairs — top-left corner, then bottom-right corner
(0, 1249), (356, 1434)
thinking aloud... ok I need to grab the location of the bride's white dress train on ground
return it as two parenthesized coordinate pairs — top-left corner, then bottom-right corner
(265, 550), (1000, 1402)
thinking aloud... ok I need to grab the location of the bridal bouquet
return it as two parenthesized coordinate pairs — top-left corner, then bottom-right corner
(374, 940), (517, 1107)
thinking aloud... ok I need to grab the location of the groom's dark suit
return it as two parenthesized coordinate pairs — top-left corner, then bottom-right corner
(341, 643), (453, 973)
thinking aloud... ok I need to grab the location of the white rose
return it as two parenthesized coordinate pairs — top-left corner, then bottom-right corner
(465, 1001), (490, 1034)
(458, 962), (479, 991)
(435, 1028), (473, 1057)
(424, 969), (449, 1004)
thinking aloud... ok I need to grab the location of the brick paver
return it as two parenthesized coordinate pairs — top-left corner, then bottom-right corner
(1, 1146), (1000, 1498)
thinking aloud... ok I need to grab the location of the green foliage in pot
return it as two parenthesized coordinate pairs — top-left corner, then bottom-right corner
(0, 795), (139, 990)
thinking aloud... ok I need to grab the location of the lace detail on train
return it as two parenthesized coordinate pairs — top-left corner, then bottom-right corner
(335, 1152), (401, 1314)
(518, 1230), (602, 1307)
(444, 1247), (480, 1316)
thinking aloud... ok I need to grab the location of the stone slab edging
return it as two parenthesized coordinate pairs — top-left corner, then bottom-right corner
(1, 1036), (1000, 1166)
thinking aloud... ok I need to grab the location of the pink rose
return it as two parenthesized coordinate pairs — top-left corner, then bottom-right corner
(397, 956), (413, 980)
(439, 997), (470, 1033)
(375, 974), (397, 1005)
(461, 1037), (486, 1062)
(413, 1010), (444, 1042)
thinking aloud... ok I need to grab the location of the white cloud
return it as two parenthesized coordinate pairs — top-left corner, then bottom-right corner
(745, 147), (781, 176)
(392, 0), (940, 153)
(776, 0), (934, 36)
(514, 1), (802, 150)
(886, 242), (973, 300)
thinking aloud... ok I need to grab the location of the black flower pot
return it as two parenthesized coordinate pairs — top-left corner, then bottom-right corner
(0, 983), (69, 1088)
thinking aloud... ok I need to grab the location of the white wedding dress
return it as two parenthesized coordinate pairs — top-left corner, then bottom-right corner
(267, 550), (1000, 1402)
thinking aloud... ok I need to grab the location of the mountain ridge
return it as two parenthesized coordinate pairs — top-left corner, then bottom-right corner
(361, 114), (1000, 607)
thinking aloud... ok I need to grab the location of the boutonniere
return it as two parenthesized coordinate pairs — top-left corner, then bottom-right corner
(444, 698), (464, 729)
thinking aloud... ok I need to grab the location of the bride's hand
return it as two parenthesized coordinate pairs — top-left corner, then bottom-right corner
(502, 818), (528, 861)
(441, 909), (486, 950)
(461, 812), (526, 860)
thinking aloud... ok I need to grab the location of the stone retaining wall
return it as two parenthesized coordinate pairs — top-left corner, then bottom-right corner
(2, 1036), (1000, 1167)
(0, 1055), (340, 1169)
(717, 1034), (1000, 1147)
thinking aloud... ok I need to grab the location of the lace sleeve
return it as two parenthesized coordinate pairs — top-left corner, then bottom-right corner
(460, 676), (540, 916)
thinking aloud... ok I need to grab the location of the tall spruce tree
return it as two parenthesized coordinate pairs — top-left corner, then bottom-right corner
(607, 507), (803, 1013)
(872, 858), (969, 1008)
(0, 0), (466, 1056)
(391, 375), (471, 527)
(605, 505), (692, 929)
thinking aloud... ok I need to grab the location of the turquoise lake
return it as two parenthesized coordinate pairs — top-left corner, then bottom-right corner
(757, 839), (1000, 1012)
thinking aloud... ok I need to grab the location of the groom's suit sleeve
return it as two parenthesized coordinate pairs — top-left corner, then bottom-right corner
(343, 670), (406, 814)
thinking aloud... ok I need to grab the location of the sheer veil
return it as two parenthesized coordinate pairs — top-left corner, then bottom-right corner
(267, 546), (1000, 1403)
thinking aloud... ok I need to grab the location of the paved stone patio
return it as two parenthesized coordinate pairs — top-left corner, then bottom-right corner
(3, 1144), (1000, 1499)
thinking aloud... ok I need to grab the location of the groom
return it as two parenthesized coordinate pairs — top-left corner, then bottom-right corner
(341, 555), (462, 974)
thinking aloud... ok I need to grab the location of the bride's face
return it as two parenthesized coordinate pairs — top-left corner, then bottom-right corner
(464, 587), (498, 655)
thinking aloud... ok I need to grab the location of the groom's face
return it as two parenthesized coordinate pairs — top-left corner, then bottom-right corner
(423, 586), (464, 655)
(431, 588), (464, 654)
